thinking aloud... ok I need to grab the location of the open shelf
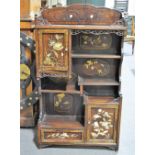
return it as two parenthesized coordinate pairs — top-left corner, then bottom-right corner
(40, 89), (81, 94)
(72, 54), (121, 59)
(78, 76), (120, 86)
(41, 114), (84, 129)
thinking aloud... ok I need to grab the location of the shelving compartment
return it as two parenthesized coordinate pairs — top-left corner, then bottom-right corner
(72, 58), (120, 81)
(38, 91), (85, 144)
(72, 32), (122, 55)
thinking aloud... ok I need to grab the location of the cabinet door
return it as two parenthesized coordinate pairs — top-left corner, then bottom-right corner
(86, 103), (120, 144)
(37, 29), (69, 77)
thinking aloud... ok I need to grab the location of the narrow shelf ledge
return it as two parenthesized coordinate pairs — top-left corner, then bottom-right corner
(72, 54), (121, 59)
(40, 89), (81, 94)
(78, 76), (120, 86)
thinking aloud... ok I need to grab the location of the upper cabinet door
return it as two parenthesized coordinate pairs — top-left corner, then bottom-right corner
(36, 29), (69, 77)
(86, 99), (120, 145)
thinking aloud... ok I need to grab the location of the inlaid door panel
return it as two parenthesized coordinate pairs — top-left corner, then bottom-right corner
(36, 29), (69, 77)
(86, 103), (120, 144)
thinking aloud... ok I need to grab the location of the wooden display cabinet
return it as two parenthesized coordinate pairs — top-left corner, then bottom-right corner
(35, 4), (126, 149)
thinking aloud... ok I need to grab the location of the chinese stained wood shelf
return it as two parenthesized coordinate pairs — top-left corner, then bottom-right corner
(34, 4), (126, 149)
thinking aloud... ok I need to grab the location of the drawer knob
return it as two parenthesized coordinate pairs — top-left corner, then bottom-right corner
(69, 14), (73, 19)
(90, 14), (94, 19)
(88, 121), (91, 125)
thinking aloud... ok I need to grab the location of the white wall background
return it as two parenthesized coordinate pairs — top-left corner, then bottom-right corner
(46, 0), (135, 15)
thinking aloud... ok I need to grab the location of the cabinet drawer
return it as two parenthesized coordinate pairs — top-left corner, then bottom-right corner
(41, 129), (84, 143)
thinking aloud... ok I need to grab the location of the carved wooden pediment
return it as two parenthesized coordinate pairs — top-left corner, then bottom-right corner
(36, 4), (124, 25)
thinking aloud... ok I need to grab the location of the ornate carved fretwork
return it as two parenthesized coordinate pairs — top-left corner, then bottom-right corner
(71, 30), (124, 36)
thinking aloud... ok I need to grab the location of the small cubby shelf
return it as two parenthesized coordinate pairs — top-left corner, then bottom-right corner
(78, 76), (120, 86)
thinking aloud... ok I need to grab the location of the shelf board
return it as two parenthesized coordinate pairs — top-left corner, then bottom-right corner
(72, 54), (121, 59)
(40, 89), (81, 94)
(41, 115), (84, 129)
(78, 76), (120, 86)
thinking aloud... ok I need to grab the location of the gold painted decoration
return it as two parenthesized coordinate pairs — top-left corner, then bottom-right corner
(54, 93), (73, 113)
(90, 109), (113, 139)
(82, 59), (110, 77)
(20, 64), (30, 80)
(45, 132), (78, 139)
(43, 34), (65, 67)
(80, 34), (112, 49)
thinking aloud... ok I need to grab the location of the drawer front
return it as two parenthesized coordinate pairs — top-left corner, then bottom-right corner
(86, 102), (120, 144)
(41, 129), (84, 143)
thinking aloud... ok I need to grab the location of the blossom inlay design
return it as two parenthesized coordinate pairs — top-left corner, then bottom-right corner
(90, 109), (113, 139)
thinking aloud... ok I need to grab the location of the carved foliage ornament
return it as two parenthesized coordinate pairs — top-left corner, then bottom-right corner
(90, 108), (113, 139)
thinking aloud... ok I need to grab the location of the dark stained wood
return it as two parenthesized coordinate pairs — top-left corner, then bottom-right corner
(78, 76), (120, 86)
(30, 5), (125, 149)
(36, 4), (124, 26)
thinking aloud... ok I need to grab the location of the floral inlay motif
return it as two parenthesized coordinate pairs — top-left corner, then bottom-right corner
(83, 59), (110, 77)
(80, 34), (112, 49)
(90, 109), (113, 139)
(43, 34), (65, 67)
(45, 132), (78, 139)
(54, 93), (73, 113)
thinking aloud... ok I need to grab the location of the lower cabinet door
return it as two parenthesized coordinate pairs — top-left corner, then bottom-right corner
(86, 103), (120, 145)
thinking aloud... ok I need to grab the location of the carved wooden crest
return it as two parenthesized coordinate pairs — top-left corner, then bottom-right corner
(36, 4), (124, 25)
